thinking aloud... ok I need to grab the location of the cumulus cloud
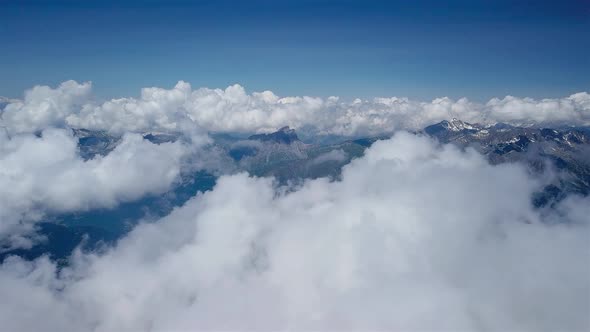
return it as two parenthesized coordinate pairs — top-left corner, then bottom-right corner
(0, 133), (588, 331)
(69, 81), (195, 134)
(1, 81), (92, 134)
(0, 128), (190, 248)
(2, 81), (589, 137)
(485, 93), (590, 125)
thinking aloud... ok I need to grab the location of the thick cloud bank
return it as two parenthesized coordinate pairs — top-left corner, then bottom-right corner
(0, 129), (189, 248)
(0, 133), (588, 331)
(1, 81), (589, 136)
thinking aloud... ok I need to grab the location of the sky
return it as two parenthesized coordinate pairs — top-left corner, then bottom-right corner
(1, 0), (589, 101)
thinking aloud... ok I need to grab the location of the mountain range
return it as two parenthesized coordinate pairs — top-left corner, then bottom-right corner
(3, 120), (590, 264)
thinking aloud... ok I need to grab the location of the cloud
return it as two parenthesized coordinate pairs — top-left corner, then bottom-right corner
(68, 81), (196, 134)
(485, 93), (590, 125)
(1, 81), (92, 134)
(2, 81), (589, 137)
(0, 133), (587, 331)
(308, 148), (347, 165)
(0, 128), (191, 248)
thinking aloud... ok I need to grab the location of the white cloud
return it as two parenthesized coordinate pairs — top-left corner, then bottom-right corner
(485, 93), (590, 125)
(2, 81), (589, 137)
(308, 149), (347, 165)
(1, 81), (92, 134)
(0, 128), (190, 248)
(0, 133), (587, 331)
(68, 81), (195, 134)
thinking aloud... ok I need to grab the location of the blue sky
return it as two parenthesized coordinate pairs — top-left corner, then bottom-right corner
(1, 0), (588, 101)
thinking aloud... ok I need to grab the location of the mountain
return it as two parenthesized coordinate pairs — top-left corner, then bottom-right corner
(7, 123), (590, 264)
(226, 127), (384, 181)
(424, 118), (482, 136)
(73, 129), (120, 160)
(424, 119), (590, 203)
(226, 127), (309, 178)
(71, 123), (590, 200)
(248, 126), (300, 144)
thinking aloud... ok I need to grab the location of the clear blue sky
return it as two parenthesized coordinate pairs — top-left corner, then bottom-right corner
(1, 0), (588, 101)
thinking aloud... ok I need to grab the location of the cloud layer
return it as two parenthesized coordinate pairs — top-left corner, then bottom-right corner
(0, 133), (588, 331)
(2, 81), (589, 136)
(1, 81), (589, 330)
